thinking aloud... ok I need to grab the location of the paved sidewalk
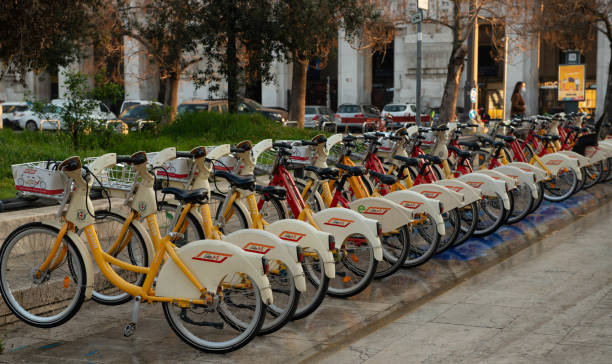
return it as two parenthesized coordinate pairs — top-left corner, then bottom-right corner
(314, 201), (612, 364)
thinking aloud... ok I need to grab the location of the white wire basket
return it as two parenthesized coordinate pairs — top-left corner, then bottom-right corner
(327, 138), (367, 164)
(84, 157), (137, 192)
(12, 161), (69, 200)
(255, 148), (277, 175)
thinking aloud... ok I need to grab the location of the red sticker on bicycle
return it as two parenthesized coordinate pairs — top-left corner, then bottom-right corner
(444, 185), (463, 192)
(243, 243), (275, 254)
(421, 190), (442, 199)
(400, 201), (423, 209)
(192, 251), (232, 263)
(546, 160), (563, 166)
(466, 181), (484, 188)
(279, 231), (305, 242)
(520, 168), (532, 172)
(363, 206), (391, 215)
(324, 218), (354, 228)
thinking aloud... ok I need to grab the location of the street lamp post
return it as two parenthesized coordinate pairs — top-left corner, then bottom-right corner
(415, 0), (428, 126)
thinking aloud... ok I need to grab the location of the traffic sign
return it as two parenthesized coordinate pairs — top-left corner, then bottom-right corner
(469, 109), (477, 120)
(411, 12), (422, 23)
(418, 0), (429, 10)
(470, 88), (477, 104)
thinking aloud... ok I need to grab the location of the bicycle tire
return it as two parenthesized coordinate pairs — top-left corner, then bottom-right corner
(454, 202), (478, 246)
(156, 202), (205, 243)
(573, 167), (586, 194)
(293, 249), (330, 320)
(374, 225), (411, 279)
(529, 182), (545, 213)
(326, 233), (378, 298)
(209, 192), (250, 234)
(437, 208), (461, 252)
(0, 222), (87, 328)
(473, 193), (509, 236)
(543, 168), (578, 202)
(506, 183), (534, 224)
(88, 211), (150, 305)
(162, 272), (266, 353)
(404, 213), (441, 267)
(582, 161), (604, 189)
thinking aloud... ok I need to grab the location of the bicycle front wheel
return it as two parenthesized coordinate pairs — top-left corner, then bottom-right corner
(473, 193), (509, 236)
(327, 234), (377, 298)
(88, 211), (150, 305)
(506, 183), (534, 224)
(582, 161), (604, 189)
(162, 271), (266, 353)
(209, 192), (250, 234)
(0, 223), (87, 328)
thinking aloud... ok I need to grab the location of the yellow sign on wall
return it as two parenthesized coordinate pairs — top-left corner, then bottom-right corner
(558, 65), (585, 101)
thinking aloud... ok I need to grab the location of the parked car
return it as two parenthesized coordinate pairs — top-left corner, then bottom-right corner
(334, 104), (382, 130)
(51, 99), (117, 121)
(238, 98), (288, 123)
(120, 99), (159, 115)
(304, 105), (334, 129)
(2, 102), (29, 129)
(118, 101), (164, 129)
(15, 104), (64, 131)
(178, 99), (228, 115)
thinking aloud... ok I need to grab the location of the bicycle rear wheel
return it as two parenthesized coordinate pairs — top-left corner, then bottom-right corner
(0, 223), (87, 328)
(162, 271), (266, 353)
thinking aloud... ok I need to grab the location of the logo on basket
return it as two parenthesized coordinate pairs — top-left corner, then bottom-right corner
(243, 242), (275, 254)
(466, 181), (484, 188)
(420, 190), (442, 199)
(400, 201), (423, 209)
(192, 251), (232, 263)
(279, 231), (305, 242)
(23, 168), (37, 174)
(76, 209), (86, 221)
(324, 218), (353, 228)
(138, 201), (147, 212)
(546, 160), (563, 166)
(362, 206), (391, 215)
(444, 185), (463, 193)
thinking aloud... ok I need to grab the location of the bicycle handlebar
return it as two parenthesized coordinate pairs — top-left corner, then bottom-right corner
(59, 157), (81, 172)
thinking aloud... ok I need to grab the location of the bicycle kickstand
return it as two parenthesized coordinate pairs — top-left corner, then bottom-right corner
(124, 296), (142, 337)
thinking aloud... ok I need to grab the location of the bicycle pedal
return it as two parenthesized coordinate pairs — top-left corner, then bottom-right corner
(123, 322), (136, 337)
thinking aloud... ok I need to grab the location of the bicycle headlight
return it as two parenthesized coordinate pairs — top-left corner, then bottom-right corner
(261, 256), (270, 275)
(296, 246), (304, 263)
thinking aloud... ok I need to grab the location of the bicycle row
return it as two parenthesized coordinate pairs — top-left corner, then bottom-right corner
(2, 112), (611, 353)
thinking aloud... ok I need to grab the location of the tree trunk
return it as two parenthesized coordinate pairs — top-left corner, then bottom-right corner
(605, 43), (612, 123)
(439, 45), (467, 125)
(168, 72), (180, 123)
(226, 1), (238, 113)
(289, 59), (308, 129)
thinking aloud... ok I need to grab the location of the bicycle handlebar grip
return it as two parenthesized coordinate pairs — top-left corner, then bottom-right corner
(230, 147), (246, 153)
(273, 142), (293, 149)
(131, 151), (147, 165)
(116, 155), (133, 164)
(176, 151), (193, 159)
(300, 140), (317, 146)
(190, 146), (206, 158)
(59, 157), (81, 172)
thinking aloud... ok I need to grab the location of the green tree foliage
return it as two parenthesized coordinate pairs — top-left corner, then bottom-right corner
(0, 0), (99, 80)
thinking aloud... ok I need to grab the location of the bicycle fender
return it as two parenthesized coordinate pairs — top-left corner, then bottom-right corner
(311, 208), (383, 262)
(476, 170), (518, 190)
(505, 162), (548, 182)
(156, 239), (273, 305)
(107, 209), (156, 264)
(41, 220), (95, 300)
(223, 229), (306, 293)
(555, 151), (591, 167)
(383, 191), (446, 236)
(433, 179), (482, 206)
(149, 147), (177, 168)
(325, 134), (344, 152)
(346, 197), (414, 232)
(252, 139), (273, 163)
(493, 166), (538, 199)
(539, 153), (582, 180)
(584, 146), (611, 164)
(265, 219), (335, 279)
(457, 173), (511, 210)
(407, 184), (464, 212)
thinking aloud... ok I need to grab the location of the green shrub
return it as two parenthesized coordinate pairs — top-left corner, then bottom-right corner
(0, 112), (324, 199)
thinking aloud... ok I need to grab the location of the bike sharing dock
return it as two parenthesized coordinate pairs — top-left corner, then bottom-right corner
(0, 181), (610, 362)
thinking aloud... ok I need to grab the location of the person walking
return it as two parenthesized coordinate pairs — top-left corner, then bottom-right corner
(511, 81), (526, 118)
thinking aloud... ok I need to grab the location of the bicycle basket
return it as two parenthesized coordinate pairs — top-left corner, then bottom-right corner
(12, 161), (68, 200)
(84, 157), (136, 192)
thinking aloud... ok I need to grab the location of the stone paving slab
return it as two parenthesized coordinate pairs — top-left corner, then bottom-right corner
(0, 183), (610, 363)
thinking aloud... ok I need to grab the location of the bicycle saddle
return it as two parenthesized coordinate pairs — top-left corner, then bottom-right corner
(448, 145), (471, 158)
(213, 171), (256, 190)
(161, 187), (208, 204)
(420, 155), (443, 164)
(304, 166), (339, 180)
(335, 163), (366, 177)
(369, 170), (398, 186)
(534, 134), (560, 141)
(495, 134), (516, 143)
(342, 134), (357, 143)
(255, 185), (287, 200)
(392, 155), (420, 166)
(458, 141), (481, 151)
